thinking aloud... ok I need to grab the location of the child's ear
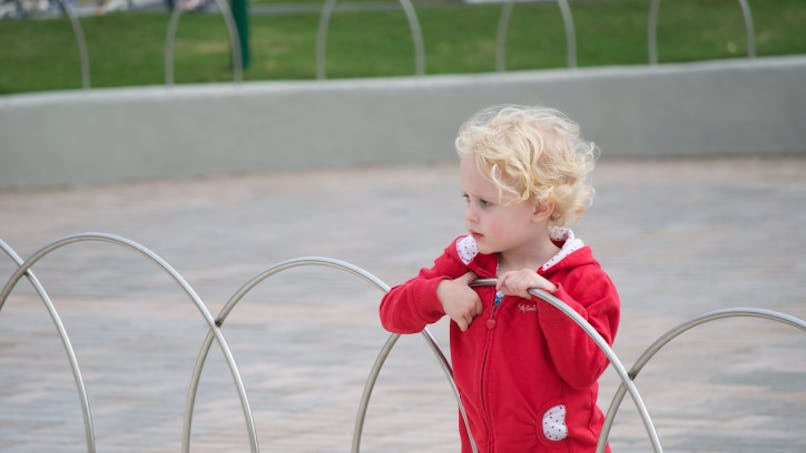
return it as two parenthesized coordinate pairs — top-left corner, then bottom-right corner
(532, 200), (555, 222)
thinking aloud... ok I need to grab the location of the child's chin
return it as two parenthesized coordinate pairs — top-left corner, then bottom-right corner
(476, 243), (496, 255)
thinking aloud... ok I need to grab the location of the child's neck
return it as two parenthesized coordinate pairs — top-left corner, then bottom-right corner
(497, 235), (560, 273)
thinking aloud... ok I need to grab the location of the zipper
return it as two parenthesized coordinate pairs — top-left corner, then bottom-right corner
(479, 289), (505, 451)
(486, 290), (504, 329)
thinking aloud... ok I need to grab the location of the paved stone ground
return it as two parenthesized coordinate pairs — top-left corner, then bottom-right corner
(1, 157), (804, 452)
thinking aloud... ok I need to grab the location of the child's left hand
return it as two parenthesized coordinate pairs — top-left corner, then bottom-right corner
(496, 269), (557, 299)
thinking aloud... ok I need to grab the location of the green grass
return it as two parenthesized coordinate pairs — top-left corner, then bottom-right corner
(1, 0), (804, 94)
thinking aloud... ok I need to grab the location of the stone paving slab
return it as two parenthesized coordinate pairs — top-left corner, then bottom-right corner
(1, 157), (805, 452)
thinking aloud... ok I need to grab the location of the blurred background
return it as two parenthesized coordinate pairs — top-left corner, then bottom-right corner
(1, 0), (805, 94)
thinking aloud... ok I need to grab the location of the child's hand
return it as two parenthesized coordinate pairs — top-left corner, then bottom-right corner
(497, 269), (557, 299)
(437, 272), (483, 332)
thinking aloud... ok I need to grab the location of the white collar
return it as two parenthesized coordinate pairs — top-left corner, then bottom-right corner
(541, 228), (585, 272)
(455, 228), (584, 271)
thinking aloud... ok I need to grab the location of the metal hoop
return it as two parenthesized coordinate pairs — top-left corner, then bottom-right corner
(165, 0), (243, 85)
(0, 233), (259, 453)
(597, 307), (806, 452)
(5, 237), (802, 452)
(316, 0), (425, 79)
(496, 0), (577, 72)
(648, 0), (756, 65)
(0, 240), (96, 453)
(471, 278), (663, 453)
(181, 256), (478, 453)
(52, 0), (91, 89)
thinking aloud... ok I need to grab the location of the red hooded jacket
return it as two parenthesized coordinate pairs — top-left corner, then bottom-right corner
(379, 232), (620, 452)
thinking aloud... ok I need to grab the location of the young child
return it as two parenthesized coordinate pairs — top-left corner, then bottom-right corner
(379, 105), (620, 452)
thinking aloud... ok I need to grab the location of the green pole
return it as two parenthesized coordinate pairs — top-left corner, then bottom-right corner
(230, 0), (250, 69)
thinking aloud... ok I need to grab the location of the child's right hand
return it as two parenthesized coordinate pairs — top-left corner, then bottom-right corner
(437, 272), (483, 332)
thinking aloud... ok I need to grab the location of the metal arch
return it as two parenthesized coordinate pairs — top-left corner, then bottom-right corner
(53, 0), (91, 89)
(471, 278), (663, 453)
(0, 233), (259, 453)
(496, 0), (577, 72)
(597, 307), (806, 453)
(737, 0), (756, 58)
(531, 285), (660, 452)
(355, 324), (479, 453)
(0, 240), (96, 453)
(182, 256), (478, 453)
(165, 0), (243, 85)
(316, 0), (425, 80)
(648, 0), (756, 65)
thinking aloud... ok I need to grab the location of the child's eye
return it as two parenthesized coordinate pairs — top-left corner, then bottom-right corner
(462, 194), (493, 208)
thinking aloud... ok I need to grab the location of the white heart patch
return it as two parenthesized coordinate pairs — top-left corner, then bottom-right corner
(542, 404), (568, 441)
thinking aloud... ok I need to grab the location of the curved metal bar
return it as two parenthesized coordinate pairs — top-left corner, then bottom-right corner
(182, 256), (389, 452)
(182, 256), (477, 453)
(352, 333), (400, 453)
(496, 0), (577, 72)
(182, 331), (221, 452)
(598, 308), (806, 453)
(165, 3), (183, 84)
(0, 233), (259, 453)
(557, 0), (577, 68)
(494, 0), (514, 72)
(165, 0), (243, 86)
(0, 240), (96, 453)
(737, 0), (756, 58)
(315, 0), (337, 80)
(352, 327), (479, 453)
(56, 0), (91, 89)
(399, 0), (426, 76)
(316, 0), (425, 80)
(414, 323), (479, 453)
(648, 0), (661, 65)
(527, 286), (661, 452)
(648, 0), (756, 64)
(471, 278), (662, 453)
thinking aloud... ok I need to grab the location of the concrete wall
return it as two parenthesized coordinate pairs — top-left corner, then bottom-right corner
(1, 55), (805, 189)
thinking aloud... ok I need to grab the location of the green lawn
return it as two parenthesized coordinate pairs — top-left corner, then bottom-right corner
(1, 0), (804, 94)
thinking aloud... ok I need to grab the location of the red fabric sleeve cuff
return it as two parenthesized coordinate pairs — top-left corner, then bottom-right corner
(418, 277), (448, 319)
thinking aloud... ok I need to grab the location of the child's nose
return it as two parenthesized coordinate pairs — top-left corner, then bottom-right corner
(465, 205), (479, 224)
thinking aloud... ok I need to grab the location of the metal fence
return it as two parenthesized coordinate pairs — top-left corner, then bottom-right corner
(5, 0), (758, 89)
(2, 232), (803, 452)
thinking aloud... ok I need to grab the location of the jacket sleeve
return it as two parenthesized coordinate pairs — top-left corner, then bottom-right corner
(379, 242), (469, 334)
(536, 265), (620, 389)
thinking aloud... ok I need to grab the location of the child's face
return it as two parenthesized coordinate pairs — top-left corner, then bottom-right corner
(459, 156), (543, 256)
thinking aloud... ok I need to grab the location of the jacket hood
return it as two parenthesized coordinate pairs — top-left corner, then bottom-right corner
(540, 227), (597, 276)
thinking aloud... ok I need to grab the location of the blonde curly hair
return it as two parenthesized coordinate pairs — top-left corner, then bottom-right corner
(454, 104), (598, 227)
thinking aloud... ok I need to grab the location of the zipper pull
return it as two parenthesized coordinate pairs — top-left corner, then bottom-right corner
(494, 290), (504, 306)
(486, 290), (505, 329)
